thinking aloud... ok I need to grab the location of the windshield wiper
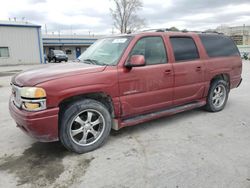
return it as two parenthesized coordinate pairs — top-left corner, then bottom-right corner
(82, 58), (108, 66)
(83, 59), (99, 65)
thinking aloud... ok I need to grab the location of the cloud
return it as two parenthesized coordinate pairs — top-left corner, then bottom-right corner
(141, 0), (250, 30)
(28, 0), (47, 4)
(9, 10), (48, 23)
(1, 0), (250, 34)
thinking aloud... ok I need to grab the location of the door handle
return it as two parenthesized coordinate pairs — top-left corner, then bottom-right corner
(196, 66), (202, 71)
(164, 69), (171, 75)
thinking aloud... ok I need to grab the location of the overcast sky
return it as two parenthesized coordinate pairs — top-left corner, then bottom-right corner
(0, 0), (250, 35)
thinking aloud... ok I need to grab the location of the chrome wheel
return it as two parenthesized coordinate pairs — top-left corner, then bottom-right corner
(70, 109), (105, 146)
(212, 84), (226, 108)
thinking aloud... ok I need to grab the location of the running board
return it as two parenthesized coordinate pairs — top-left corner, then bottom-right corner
(120, 100), (206, 128)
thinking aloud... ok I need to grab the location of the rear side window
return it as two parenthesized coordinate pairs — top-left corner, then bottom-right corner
(199, 34), (240, 57)
(170, 37), (199, 62)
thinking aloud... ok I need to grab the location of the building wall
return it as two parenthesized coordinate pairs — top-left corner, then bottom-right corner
(216, 25), (250, 45)
(42, 35), (99, 61)
(0, 26), (43, 65)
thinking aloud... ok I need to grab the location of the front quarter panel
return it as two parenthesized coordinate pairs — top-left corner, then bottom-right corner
(37, 66), (119, 110)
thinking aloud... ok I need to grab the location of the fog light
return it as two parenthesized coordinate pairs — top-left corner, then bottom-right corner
(24, 102), (40, 110)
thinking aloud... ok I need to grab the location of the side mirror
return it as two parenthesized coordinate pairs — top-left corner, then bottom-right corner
(125, 55), (145, 68)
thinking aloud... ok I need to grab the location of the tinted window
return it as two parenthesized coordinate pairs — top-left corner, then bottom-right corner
(199, 34), (240, 57)
(170, 37), (199, 62)
(130, 37), (167, 65)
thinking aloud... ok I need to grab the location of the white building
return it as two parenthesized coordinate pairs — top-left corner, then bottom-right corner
(0, 21), (44, 65)
(216, 25), (250, 45)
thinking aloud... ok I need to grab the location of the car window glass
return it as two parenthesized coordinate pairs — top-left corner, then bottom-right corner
(199, 34), (240, 57)
(130, 37), (167, 65)
(170, 37), (199, 62)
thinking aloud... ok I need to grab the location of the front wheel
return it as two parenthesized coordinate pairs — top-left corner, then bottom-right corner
(59, 99), (112, 153)
(205, 79), (229, 112)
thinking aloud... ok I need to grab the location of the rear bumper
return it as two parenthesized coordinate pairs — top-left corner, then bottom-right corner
(237, 78), (242, 88)
(231, 77), (242, 89)
(56, 57), (68, 61)
(9, 99), (59, 142)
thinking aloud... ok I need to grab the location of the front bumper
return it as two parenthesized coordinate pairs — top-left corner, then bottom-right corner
(9, 99), (59, 142)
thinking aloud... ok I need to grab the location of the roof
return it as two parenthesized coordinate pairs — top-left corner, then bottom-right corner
(42, 34), (101, 46)
(0, 20), (41, 28)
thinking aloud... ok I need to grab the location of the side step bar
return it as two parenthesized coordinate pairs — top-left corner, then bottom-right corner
(120, 100), (206, 128)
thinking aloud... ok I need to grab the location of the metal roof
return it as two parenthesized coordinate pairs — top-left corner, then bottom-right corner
(42, 34), (101, 46)
(0, 20), (41, 28)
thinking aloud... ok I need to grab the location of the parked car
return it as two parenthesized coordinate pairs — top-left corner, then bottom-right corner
(9, 31), (242, 153)
(47, 50), (68, 63)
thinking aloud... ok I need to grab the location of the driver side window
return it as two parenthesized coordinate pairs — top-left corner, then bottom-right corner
(130, 36), (167, 65)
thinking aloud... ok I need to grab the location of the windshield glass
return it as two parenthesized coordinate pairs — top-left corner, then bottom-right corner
(78, 37), (131, 65)
(54, 50), (64, 55)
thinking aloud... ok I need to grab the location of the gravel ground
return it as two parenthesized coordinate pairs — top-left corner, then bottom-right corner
(0, 62), (249, 188)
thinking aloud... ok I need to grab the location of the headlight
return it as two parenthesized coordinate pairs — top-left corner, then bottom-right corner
(20, 87), (46, 98)
(20, 87), (46, 111)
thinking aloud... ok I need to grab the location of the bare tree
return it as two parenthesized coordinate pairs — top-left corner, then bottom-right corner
(110, 0), (145, 33)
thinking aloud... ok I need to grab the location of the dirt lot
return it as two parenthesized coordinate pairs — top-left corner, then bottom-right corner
(0, 62), (250, 188)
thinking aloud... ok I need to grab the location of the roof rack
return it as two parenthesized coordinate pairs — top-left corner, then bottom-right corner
(141, 28), (172, 32)
(139, 28), (224, 35)
(201, 31), (224, 35)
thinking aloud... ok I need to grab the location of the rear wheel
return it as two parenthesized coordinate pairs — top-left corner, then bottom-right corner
(205, 79), (229, 112)
(59, 99), (112, 153)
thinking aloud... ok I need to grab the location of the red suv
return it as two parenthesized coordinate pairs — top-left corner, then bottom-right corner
(9, 31), (242, 153)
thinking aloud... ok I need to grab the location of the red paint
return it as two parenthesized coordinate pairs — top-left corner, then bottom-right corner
(126, 55), (146, 67)
(9, 32), (242, 142)
(9, 99), (59, 141)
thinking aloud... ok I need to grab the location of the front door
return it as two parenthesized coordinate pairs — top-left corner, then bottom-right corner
(76, 47), (81, 58)
(169, 36), (205, 106)
(118, 36), (174, 118)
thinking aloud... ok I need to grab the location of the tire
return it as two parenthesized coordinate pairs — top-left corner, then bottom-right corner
(205, 79), (229, 112)
(48, 58), (51, 63)
(53, 58), (57, 63)
(59, 99), (112, 153)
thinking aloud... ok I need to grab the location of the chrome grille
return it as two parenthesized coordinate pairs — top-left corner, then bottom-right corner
(11, 84), (22, 108)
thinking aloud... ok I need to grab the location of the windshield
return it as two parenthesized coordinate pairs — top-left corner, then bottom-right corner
(54, 50), (64, 55)
(78, 37), (131, 66)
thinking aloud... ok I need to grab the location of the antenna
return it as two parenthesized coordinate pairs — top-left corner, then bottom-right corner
(45, 24), (47, 34)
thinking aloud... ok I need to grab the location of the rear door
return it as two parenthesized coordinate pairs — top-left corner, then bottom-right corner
(118, 36), (174, 118)
(170, 36), (205, 106)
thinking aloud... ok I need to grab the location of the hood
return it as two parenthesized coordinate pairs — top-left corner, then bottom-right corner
(12, 62), (106, 86)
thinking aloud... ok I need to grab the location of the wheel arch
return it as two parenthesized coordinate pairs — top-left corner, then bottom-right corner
(58, 92), (115, 119)
(210, 73), (230, 87)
